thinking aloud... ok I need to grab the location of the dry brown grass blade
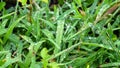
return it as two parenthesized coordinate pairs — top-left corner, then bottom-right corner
(94, 2), (120, 24)
(103, 3), (120, 17)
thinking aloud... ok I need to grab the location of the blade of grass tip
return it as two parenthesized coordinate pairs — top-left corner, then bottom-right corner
(3, 15), (26, 45)
(39, 18), (56, 30)
(0, 12), (16, 19)
(100, 62), (120, 67)
(42, 29), (54, 39)
(113, 28), (120, 31)
(20, 35), (33, 44)
(81, 42), (113, 50)
(48, 42), (81, 60)
(57, 9), (74, 20)
(42, 29), (60, 49)
(86, 42), (120, 52)
(64, 20), (78, 35)
(55, 20), (64, 49)
(34, 40), (46, 53)
(48, 38), (60, 49)
(67, 24), (89, 41)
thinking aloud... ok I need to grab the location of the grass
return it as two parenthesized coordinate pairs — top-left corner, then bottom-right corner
(0, 0), (120, 68)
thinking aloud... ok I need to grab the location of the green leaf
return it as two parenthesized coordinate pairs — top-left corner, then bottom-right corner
(19, 0), (27, 5)
(24, 45), (34, 67)
(9, 34), (20, 44)
(100, 62), (120, 67)
(74, 0), (82, 7)
(0, 2), (5, 11)
(48, 42), (81, 60)
(49, 62), (59, 68)
(1, 53), (20, 68)
(41, 0), (48, 4)
(3, 16), (26, 44)
(58, 0), (64, 5)
(48, 38), (60, 49)
(54, 20), (64, 54)
(67, 24), (89, 40)
(42, 29), (54, 39)
(0, 12), (15, 19)
(0, 28), (7, 35)
(41, 48), (50, 68)
(41, 48), (50, 59)
(72, 57), (88, 67)
(58, 9), (74, 20)
(72, 2), (82, 18)
(34, 40), (45, 53)
(56, 20), (64, 47)
(40, 18), (56, 30)
(20, 35), (33, 44)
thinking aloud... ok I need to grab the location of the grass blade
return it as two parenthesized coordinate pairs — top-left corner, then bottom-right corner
(3, 16), (26, 44)
(100, 62), (120, 67)
(56, 20), (64, 48)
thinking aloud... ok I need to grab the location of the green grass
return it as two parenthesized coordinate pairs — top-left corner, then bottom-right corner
(0, 0), (120, 68)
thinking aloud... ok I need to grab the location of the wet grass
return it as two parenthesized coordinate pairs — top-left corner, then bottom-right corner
(0, 0), (120, 68)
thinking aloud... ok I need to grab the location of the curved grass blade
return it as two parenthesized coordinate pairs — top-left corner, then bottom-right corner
(100, 62), (120, 67)
(55, 20), (64, 49)
(3, 16), (26, 45)
(0, 12), (16, 19)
